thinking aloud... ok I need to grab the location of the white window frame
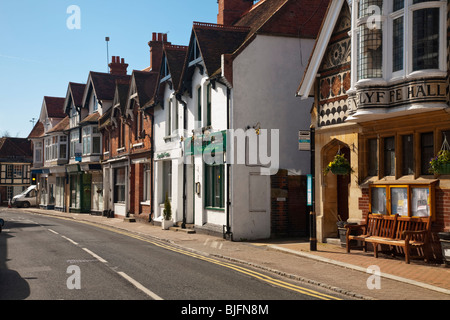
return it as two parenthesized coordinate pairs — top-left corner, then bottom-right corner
(351, 0), (447, 86)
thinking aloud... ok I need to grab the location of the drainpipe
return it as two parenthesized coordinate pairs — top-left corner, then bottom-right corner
(225, 86), (232, 240)
(176, 93), (187, 229)
(149, 113), (154, 223)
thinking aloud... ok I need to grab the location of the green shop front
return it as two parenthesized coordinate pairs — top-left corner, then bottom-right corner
(66, 163), (102, 213)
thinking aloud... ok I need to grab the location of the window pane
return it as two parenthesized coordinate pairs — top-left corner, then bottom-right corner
(371, 187), (387, 214)
(358, 25), (383, 79)
(411, 187), (430, 217)
(93, 136), (101, 154)
(60, 144), (67, 159)
(402, 135), (414, 175)
(359, 0), (383, 18)
(392, 16), (404, 72)
(393, 0), (404, 11)
(384, 137), (395, 176)
(413, 8), (440, 71)
(368, 138), (378, 176)
(391, 187), (408, 216)
(421, 132), (434, 174)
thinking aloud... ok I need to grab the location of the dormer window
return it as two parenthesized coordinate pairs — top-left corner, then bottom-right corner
(189, 39), (202, 66)
(160, 56), (170, 82)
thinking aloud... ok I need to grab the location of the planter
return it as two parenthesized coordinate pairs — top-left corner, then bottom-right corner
(437, 163), (450, 175)
(337, 222), (357, 248)
(331, 166), (351, 175)
(438, 232), (450, 265)
(162, 219), (173, 230)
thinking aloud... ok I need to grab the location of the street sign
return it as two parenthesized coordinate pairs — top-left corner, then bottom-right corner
(299, 130), (311, 151)
(307, 174), (312, 206)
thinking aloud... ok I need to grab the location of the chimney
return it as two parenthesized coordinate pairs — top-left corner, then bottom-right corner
(109, 56), (129, 75)
(148, 32), (170, 72)
(217, 0), (254, 26)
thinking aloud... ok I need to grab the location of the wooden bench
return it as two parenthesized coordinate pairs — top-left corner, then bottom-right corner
(345, 213), (431, 264)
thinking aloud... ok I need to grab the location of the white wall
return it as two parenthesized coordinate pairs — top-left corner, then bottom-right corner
(230, 35), (315, 240)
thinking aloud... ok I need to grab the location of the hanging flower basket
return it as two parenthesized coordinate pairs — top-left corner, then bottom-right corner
(429, 137), (450, 175)
(429, 150), (450, 175)
(324, 154), (353, 176)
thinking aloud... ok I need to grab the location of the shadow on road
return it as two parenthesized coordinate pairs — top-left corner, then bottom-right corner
(0, 217), (31, 300)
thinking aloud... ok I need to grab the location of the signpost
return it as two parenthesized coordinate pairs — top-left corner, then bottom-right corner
(300, 128), (316, 251)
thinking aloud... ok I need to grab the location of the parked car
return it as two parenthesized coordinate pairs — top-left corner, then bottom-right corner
(11, 185), (37, 208)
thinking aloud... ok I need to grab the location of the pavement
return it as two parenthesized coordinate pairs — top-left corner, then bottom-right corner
(3, 207), (450, 300)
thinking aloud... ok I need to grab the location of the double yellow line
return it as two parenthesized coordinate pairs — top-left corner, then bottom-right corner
(42, 213), (342, 301)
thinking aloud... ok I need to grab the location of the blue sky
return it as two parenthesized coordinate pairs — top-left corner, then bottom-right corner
(0, 0), (217, 138)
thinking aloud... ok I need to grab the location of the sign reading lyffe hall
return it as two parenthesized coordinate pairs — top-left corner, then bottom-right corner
(356, 78), (447, 109)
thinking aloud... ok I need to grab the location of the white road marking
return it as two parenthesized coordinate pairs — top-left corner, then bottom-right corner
(61, 235), (79, 246)
(82, 248), (108, 264)
(117, 271), (164, 300)
(48, 229), (59, 235)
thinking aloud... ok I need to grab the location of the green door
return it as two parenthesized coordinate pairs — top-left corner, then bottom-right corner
(81, 173), (92, 213)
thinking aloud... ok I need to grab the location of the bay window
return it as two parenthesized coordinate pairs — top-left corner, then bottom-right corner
(82, 126), (101, 155)
(354, 0), (446, 82)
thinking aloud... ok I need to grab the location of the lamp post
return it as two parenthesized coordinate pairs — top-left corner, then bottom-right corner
(105, 37), (110, 72)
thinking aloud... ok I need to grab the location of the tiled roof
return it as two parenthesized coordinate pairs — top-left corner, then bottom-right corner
(27, 121), (45, 139)
(192, 22), (250, 77)
(80, 111), (100, 125)
(131, 70), (159, 108)
(163, 44), (189, 91)
(0, 137), (32, 161)
(234, 0), (329, 39)
(47, 116), (70, 134)
(113, 79), (131, 115)
(89, 72), (131, 102)
(44, 96), (66, 118)
(69, 82), (86, 107)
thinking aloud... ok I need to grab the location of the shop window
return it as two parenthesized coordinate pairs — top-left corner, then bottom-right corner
(369, 183), (435, 218)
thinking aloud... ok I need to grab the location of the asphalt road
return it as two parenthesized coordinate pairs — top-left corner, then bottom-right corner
(0, 209), (348, 305)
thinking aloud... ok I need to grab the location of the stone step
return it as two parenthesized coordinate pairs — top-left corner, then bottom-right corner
(169, 226), (196, 234)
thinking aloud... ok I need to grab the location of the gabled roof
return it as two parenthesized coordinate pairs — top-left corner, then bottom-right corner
(43, 96), (66, 119)
(0, 137), (32, 162)
(27, 121), (45, 139)
(163, 44), (188, 91)
(179, 0), (330, 88)
(296, 0), (346, 99)
(82, 72), (131, 108)
(144, 44), (188, 110)
(127, 70), (159, 110)
(64, 82), (86, 114)
(179, 22), (250, 92)
(192, 22), (250, 78)
(112, 79), (131, 116)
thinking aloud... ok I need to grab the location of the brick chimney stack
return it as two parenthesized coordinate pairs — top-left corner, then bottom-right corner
(109, 56), (129, 75)
(148, 32), (170, 72)
(217, 0), (254, 26)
